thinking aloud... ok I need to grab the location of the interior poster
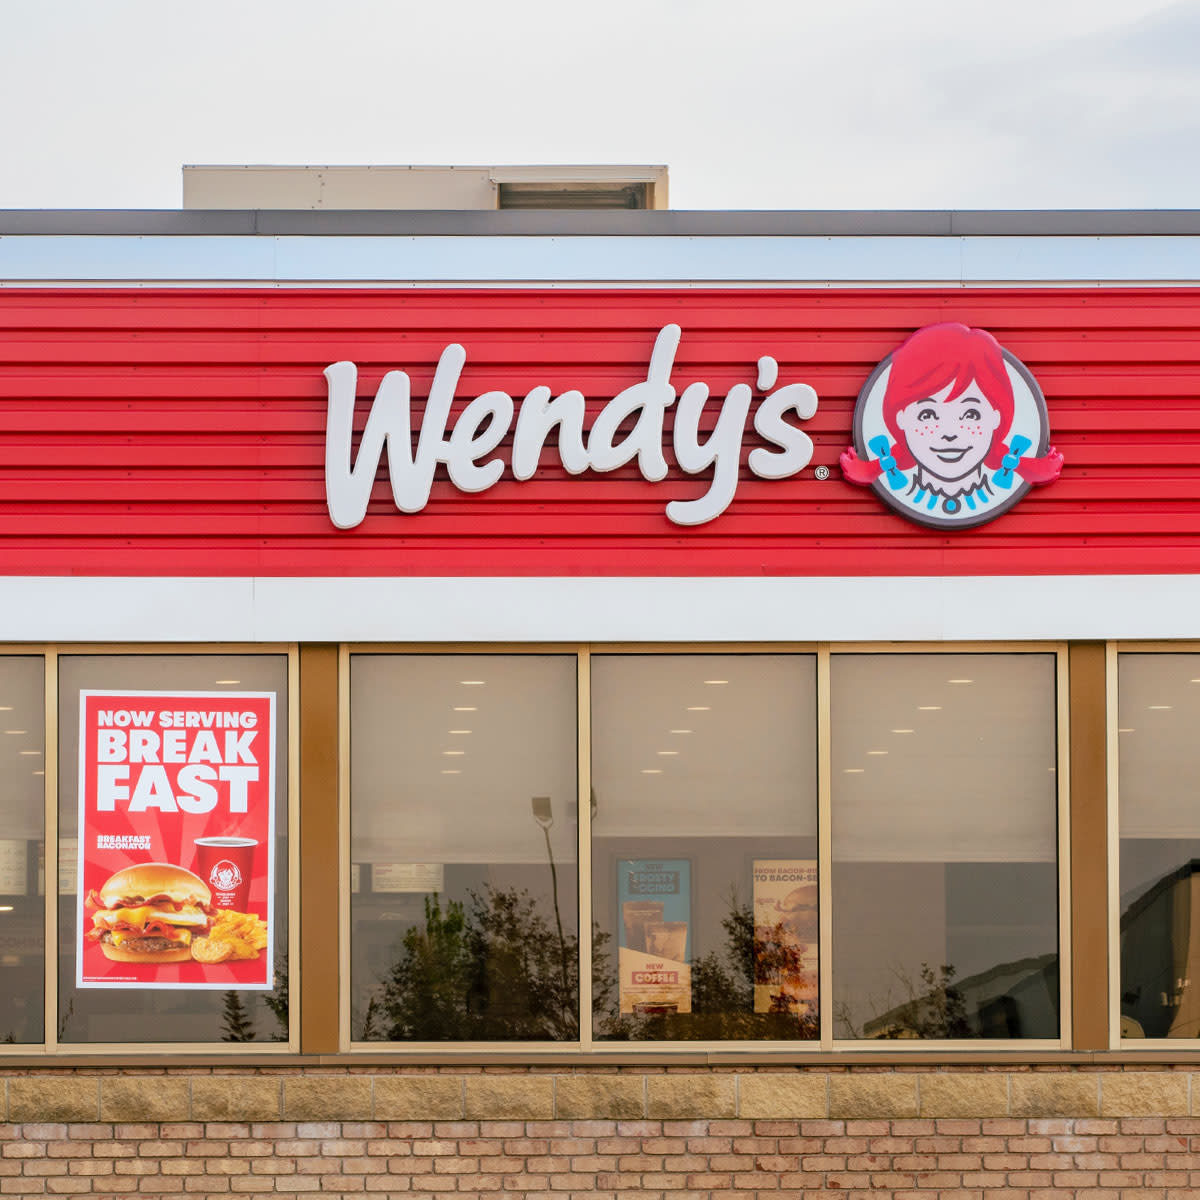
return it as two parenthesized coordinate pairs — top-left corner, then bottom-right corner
(76, 691), (276, 990)
(618, 858), (691, 1015)
(752, 859), (819, 1018)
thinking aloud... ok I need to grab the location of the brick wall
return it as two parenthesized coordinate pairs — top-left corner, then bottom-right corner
(1, 1069), (1197, 1197)
(4, 1116), (1200, 1197)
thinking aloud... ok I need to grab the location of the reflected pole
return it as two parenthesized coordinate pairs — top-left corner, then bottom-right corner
(532, 795), (571, 1025)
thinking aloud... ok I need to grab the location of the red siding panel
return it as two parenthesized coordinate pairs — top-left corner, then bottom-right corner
(1, 286), (1199, 578)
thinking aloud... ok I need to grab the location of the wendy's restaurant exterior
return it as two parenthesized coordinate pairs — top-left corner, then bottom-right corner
(2, 207), (1200, 1195)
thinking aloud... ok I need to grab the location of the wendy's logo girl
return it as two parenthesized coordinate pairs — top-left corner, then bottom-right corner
(840, 322), (1063, 529)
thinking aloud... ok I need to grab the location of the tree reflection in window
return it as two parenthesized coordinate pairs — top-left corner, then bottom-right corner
(369, 888), (589, 1041)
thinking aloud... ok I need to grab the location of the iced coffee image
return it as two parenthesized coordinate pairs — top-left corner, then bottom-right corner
(622, 900), (664, 953)
(644, 920), (688, 962)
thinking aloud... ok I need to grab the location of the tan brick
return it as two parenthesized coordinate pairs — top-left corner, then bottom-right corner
(1099, 1072), (1189, 1117)
(373, 1077), (463, 1121)
(739, 1073), (827, 1119)
(463, 1076), (553, 1121)
(282, 1077), (373, 1122)
(191, 1077), (281, 1122)
(829, 1074), (919, 1119)
(1010, 1073), (1099, 1118)
(646, 1074), (736, 1120)
(8, 1080), (100, 1123)
(919, 1073), (1008, 1118)
(100, 1077), (189, 1123)
(554, 1076), (644, 1120)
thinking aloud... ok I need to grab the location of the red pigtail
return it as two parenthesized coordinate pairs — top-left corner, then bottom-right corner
(1018, 446), (1063, 485)
(839, 448), (883, 485)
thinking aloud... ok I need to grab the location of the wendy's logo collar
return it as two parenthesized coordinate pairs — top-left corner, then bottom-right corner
(840, 321), (1063, 529)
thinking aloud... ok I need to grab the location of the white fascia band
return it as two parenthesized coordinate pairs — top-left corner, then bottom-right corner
(0, 576), (1195, 643)
(3, 235), (1200, 284)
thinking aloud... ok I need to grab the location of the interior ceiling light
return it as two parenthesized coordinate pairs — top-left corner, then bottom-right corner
(19, 750), (40, 756)
(686, 706), (711, 712)
(1149, 705), (1173, 710)
(442, 750), (466, 756)
(460, 680), (486, 686)
(4, 730), (25, 736)
(670, 729), (692, 734)
(843, 767), (865, 774)
(657, 750), (679, 756)
(948, 679), (974, 684)
(867, 750), (888, 756)
(440, 769), (461, 775)
(917, 705), (942, 711)
(641, 768), (663, 775)
(448, 729), (472, 735)
(891, 728), (915, 734)
(215, 679), (240, 685)
(1118, 727), (1135, 733)
(703, 679), (729, 685)
(453, 706), (477, 712)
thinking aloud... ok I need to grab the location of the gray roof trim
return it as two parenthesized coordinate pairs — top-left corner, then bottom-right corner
(3, 209), (1200, 237)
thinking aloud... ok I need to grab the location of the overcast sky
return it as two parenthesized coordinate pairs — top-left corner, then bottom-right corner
(2, 0), (1196, 211)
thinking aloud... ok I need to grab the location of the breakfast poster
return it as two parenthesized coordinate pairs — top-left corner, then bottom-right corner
(75, 691), (276, 990)
(617, 858), (691, 1015)
(752, 859), (819, 1018)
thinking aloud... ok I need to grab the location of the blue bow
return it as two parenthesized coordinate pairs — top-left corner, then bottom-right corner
(993, 435), (1031, 490)
(867, 436), (906, 490)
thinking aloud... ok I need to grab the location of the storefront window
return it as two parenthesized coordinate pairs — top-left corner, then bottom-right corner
(350, 654), (579, 1042)
(0, 657), (45, 1044)
(831, 653), (1060, 1040)
(0, 638), (1124, 1057)
(1118, 653), (1200, 1039)
(57, 654), (289, 1045)
(591, 654), (818, 1041)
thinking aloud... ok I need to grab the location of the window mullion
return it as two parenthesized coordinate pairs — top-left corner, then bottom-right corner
(578, 648), (593, 1052)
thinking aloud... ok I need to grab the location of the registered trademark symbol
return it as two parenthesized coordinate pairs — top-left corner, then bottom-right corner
(814, 465), (830, 481)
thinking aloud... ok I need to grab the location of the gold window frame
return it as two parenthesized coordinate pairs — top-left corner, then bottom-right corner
(339, 641), (1070, 1057)
(19, 644), (300, 1058)
(1107, 641), (1200, 1050)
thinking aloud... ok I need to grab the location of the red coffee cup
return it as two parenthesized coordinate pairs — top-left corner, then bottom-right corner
(194, 837), (257, 912)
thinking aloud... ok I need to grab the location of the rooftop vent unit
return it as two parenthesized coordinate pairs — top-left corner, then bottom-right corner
(497, 181), (649, 210)
(182, 165), (668, 211)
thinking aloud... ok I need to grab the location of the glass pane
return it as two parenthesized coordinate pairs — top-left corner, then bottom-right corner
(1118, 653), (1200, 1039)
(58, 655), (289, 1044)
(0, 657), (45, 1043)
(591, 654), (818, 1041)
(351, 654), (578, 1042)
(832, 653), (1059, 1040)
